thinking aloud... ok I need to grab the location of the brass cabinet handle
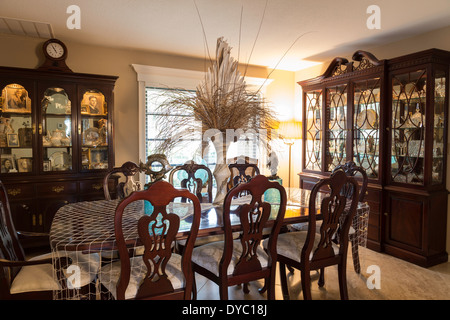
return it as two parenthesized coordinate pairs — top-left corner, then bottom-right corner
(39, 124), (43, 135)
(7, 188), (21, 197)
(52, 186), (65, 193)
(39, 214), (43, 226)
(92, 184), (103, 190)
(32, 214), (36, 226)
(32, 124), (36, 134)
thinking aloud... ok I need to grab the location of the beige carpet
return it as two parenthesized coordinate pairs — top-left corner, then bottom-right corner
(195, 247), (450, 300)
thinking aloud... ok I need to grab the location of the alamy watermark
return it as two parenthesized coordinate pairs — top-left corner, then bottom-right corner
(367, 5), (381, 30)
(366, 265), (381, 289)
(66, 265), (81, 289)
(66, 5), (81, 30)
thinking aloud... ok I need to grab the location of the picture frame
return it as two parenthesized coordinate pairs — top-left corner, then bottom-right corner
(18, 127), (33, 147)
(1, 154), (17, 173)
(7, 133), (19, 147)
(17, 157), (32, 173)
(2, 84), (32, 113)
(42, 88), (71, 115)
(0, 133), (7, 147)
(43, 160), (51, 172)
(80, 91), (105, 115)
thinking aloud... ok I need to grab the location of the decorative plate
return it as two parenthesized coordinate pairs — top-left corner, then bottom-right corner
(83, 127), (100, 146)
(49, 151), (72, 170)
(356, 109), (377, 129)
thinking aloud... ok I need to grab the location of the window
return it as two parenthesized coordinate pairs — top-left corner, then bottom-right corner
(144, 87), (261, 185)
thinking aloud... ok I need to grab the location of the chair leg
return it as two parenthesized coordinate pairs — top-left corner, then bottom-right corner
(243, 283), (250, 294)
(267, 276), (276, 300)
(338, 263), (349, 300)
(279, 263), (290, 300)
(219, 281), (228, 300)
(350, 234), (361, 273)
(300, 268), (312, 300)
(192, 274), (197, 300)
(318, 267), (325, 287)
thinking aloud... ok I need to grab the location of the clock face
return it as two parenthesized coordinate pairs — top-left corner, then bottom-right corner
(46, 42), (65, 59)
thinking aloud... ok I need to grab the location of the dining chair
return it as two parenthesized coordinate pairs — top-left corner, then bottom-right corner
(168, 160), (213, 203)
(267, 170), (359, 300)
(97, 180), (201, 300)
(227, 162), (260, 193)
(103, 161), (142, 200)
(290, 161), (368, 274)
(191, 174), (286, 300)
(0, 180), (100, 300)
(169, 160), (221, 254)
(331, 161), (368, 274)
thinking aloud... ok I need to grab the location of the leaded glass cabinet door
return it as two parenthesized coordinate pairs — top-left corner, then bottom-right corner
(325, 84), (347, 172)
(390, 69), (427, 185)
(41, 87), (73, 172)
(431, 70), (447, 185)
(304, 90), (322, 171)
(80, 89), (109, 170)
(353, 78), (381, 179)
(0, 83), (34, 174)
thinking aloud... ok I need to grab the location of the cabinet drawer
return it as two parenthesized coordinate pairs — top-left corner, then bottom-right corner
(363, 188), (381, 202)
(5, 184), (35, 199)
(79, 180), (105, 194)
(37, 182), (77, 196)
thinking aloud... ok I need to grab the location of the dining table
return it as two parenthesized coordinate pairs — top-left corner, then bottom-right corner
(49, 187), (370, 300)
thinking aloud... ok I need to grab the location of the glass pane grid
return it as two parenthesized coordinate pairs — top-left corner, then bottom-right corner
(326, 85), (347, 172)
(353, 79), (380, 178)
(304, 90), (322, 171)
(391, 70), (426, 185)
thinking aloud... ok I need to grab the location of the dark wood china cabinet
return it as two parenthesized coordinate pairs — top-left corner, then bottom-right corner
(298, 48), (450, 267)
(0, 65), (117, 249)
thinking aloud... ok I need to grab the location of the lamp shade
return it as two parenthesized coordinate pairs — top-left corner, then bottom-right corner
(278, 120), (302, 139)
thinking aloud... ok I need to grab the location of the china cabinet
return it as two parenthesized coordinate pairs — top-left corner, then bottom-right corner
(298, 48), (450, 267)
(0, 65), (117, 249)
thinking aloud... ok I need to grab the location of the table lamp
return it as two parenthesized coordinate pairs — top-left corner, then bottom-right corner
(278, 119), (302, 188)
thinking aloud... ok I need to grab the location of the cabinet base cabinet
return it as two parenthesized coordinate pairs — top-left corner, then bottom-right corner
(383, 189), (448, 267)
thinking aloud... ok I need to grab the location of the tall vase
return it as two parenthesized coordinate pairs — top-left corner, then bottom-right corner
(213, 163), (231, 205)
(211, 132), (231, 205)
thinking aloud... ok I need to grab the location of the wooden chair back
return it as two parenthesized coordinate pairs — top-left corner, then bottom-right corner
(168, 161), (213, 203)
(332, 161), (368, 202)
(303, 170), (359, 266)
(114, 180), (201, 300)
(222, 175), (286, 277)
(227, 163), (260, 192)
(103, 161), (142, 200)
(0, 180), (27, 298)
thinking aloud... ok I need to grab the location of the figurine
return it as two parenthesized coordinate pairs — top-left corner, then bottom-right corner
(267, 151), (280, 180)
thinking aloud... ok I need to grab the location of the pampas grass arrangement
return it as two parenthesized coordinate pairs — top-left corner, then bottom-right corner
(153, 37), (279, 163)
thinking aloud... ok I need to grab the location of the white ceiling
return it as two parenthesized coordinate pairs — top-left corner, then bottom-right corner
(0, 0), (449, 71)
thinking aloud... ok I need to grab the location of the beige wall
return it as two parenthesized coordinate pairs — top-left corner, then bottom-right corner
(295, 25), (450, 253)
